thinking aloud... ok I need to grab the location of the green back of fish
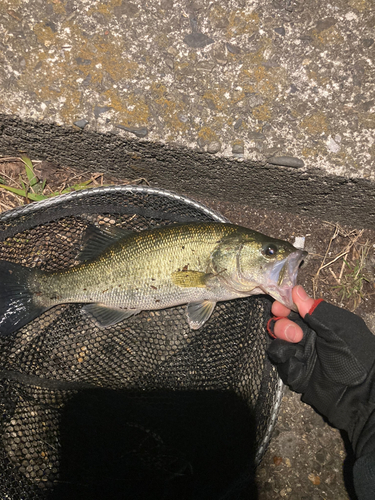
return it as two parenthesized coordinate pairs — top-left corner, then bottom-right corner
(35, 222), (251, 309)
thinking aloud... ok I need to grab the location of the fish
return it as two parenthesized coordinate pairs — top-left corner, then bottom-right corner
(0, 222), (307, 336)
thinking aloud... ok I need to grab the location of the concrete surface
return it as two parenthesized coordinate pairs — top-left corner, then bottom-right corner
(0, 0), (375, 229)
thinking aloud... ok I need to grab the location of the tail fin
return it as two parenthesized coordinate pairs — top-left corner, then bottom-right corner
(0, 261), (47, 336)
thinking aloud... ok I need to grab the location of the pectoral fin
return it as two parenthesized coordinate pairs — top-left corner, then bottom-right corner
(82, 303), (141, 328)
(186, 300), (216, 330)
(171, 270), (210, 288)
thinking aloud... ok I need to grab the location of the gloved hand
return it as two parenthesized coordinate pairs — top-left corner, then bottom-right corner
(267, 286), (375, 459)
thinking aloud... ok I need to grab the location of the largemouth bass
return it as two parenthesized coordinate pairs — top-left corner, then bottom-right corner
(0, 222), (307, 335)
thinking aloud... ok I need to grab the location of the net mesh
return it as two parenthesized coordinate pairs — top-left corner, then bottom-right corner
(0, 186), (281, 499)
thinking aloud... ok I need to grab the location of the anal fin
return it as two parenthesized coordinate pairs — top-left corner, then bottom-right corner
(82, 303), (140, 328)
(186, 300), (216, 330)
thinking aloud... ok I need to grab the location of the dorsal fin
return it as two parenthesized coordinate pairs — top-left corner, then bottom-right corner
(78, 225), (133, 262)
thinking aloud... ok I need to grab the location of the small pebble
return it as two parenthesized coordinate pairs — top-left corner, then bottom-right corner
(308, 473), (321, 485)
(362, 38), (374, 48)
(293, 236), (305, 250)
(248, 131), (266, 141)
(178, 114), (189, 123)
(75, 57), (92, 65)
(327, 136), (340, 153)
(94, 105), (111, 118)
(207, 141), (221, 154)
(115, 124), (148, 137)
(274, 27), (285, 36)
(183, 32), (214, 48)
(196, 61), (215, 72)
(247, 94), (264, 108)
(197, 137), (207, 148)
(73, 119), (88, 129)
(233, 119), (243, 130)
(204, 98), (217, 110)
(164, 57), (174, 70)
(315, 450), (328, 464)
(362, 100), (374, 112)
(269, 156), (304, 168)
(226, 42), (241, 54)
(82, 74), (92, 86)
(232, 143), (244, 155)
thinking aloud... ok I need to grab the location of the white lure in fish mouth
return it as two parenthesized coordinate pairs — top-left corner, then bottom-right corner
(262, 250), (308, 311)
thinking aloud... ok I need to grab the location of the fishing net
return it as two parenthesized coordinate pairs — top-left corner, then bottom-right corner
(0, 186), (282, 499)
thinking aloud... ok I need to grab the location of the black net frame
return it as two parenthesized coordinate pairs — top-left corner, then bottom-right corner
(0, 186), (283, 499)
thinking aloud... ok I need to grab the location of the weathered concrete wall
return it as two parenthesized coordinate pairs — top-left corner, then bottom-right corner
(0, 0), (374, 227)
(1, 114), (375, 228)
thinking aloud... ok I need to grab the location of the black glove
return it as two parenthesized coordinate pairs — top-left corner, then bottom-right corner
(267, 300), (375, 458)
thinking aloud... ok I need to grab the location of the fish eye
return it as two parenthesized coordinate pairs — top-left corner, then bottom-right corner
(262, 243), (278, 258)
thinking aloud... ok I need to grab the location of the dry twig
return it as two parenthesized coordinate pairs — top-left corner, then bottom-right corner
(313, 222), (371, 310)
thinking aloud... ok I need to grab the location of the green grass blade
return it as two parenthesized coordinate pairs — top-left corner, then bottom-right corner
(0, 184), (27, 197)
(0, 183), (47, 201)
(21, 155), (39, 187)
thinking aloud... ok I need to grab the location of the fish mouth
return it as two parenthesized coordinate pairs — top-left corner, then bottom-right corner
(263, 250), (307, 311)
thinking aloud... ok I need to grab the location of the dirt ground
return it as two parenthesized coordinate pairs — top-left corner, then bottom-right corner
(1, 156), (374, 499)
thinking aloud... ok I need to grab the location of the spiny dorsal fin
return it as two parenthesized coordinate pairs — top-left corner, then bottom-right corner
(78, 225), (133, 262)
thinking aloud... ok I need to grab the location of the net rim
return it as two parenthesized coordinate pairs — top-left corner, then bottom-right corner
(0, 184), (283, 463)
(255, 377), (284, 464)
(0, 185), (228, 223)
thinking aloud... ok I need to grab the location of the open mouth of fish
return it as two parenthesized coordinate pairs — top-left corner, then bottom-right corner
(263, 249), (308, 311)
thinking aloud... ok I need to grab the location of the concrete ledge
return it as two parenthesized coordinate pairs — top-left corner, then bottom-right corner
(1, 114), (374, 228)
(1, 0), (374, 229)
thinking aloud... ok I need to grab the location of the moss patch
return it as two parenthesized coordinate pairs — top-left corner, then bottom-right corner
(103, 90), (149, 127)
(300, 112), (329, 136)
(198, 127), (218, 142)
(312, 26), (344, 47)
(348, 0), (370, 11)
(226, 10), (259, 38)
(252, 104), (272, 122)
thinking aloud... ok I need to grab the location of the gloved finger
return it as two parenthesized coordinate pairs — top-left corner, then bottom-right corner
(273, 317), (304, 343)
(267, 339), (312, 392)
(304, 301), (375, 379)
(267, 311), (306, 341)
(267, 338), (300, 363)
(270, 302), (370, 387)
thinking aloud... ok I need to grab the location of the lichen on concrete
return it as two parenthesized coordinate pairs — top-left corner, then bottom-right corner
(0, 0), (374, 180)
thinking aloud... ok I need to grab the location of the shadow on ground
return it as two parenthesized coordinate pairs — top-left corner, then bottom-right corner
(50, 389), (258, 500)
